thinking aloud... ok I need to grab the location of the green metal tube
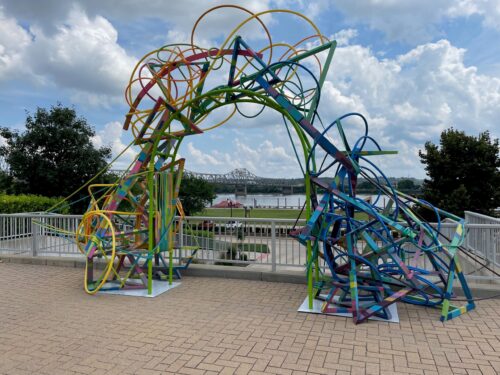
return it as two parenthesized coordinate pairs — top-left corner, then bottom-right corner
(147, 163), (154, 295)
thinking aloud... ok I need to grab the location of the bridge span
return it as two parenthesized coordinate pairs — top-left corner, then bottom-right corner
(109, 168), (304, 195)
(184, 168), (304, 195)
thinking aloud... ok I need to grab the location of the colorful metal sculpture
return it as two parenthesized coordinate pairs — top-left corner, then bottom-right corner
(74, 5), (474, 323)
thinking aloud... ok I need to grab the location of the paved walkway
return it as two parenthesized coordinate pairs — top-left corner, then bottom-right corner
(0, 263), (499, 375)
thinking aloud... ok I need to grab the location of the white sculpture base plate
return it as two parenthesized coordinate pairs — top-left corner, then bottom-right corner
(97, 280), (181, 298)
(298, 294), (400, 323)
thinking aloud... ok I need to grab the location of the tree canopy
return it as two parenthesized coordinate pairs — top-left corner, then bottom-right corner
(179, 174), (216, 216)
(0, 105), (112, 212)
(397, 179), (417, 191)
(419, 128), (500, 217)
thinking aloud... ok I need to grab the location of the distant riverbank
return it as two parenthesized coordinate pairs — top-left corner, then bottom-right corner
(213, 193), (390, 209)
(196, 207), (369, 221)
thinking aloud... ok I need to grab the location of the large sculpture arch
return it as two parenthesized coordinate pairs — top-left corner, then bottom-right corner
(77, 6), (474, 324)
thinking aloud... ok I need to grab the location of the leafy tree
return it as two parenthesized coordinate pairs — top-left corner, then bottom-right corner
(357, 180), (377, 193)
(0, 105), (111, 213)
(419, 128), (500, 217)
(178, 174), (216, 216)
(397, 179), (417, 191)
(0, 170), (14, 194)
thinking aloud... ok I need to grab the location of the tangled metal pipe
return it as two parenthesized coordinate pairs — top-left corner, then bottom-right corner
(75, 5), (474, 323)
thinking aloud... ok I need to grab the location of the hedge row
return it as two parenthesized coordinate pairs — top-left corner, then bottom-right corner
(184, 229), (214, 238)
(0, 194), (69, 214)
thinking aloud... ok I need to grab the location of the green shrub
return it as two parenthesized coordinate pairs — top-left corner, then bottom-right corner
(225, 245), (238, 260)
(240, 243), (270, 253)
(184, 229), (214, 238)
(0, 194), (69, 214)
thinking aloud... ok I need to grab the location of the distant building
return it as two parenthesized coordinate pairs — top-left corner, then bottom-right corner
(212, 199), (243, 208)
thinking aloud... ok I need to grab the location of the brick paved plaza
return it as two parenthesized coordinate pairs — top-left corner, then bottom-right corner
(0, 263), (499, 375)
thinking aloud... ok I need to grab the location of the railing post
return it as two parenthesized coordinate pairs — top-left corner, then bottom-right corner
(464, 221), (469, 251)
(464, 212), (471, 251)
(179, 219), (184, 249)
(493, 227), (497, 267)
(179, 219), (184, 261)
(271, 220), (276, 272)
(31, 216), (38, 257)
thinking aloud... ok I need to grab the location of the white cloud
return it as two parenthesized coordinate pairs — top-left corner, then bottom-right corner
(1, 0), (499, 181)
(0, 6), (136, 106)
(186, 142), (222, 167)
(333, 0), (500, 43)
(165, 36), (500, 178)
(84, 36), (500, 180)
(0, 7), (31, 80)
(92, 121), (137, 169)
(27, 8), (136, 106)
(448, 0), (500, 31)
(332, 28), (358, 47)
(183, 137), (298, 177)
(318, 38), (500, 177)
(2, 0), (273, 44)
(0, 2), (284, 107)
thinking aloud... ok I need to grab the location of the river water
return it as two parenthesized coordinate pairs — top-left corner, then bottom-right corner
(213, 193), (390, 209)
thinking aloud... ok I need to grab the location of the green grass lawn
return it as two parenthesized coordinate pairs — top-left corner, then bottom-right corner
(196, 208), (306, 219)
(236, 243), (270, 253)
(194, 208), (369, 220)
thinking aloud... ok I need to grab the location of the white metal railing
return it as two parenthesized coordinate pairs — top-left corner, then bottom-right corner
(0, 213), (311, 271)
(176, 216), (309, 271)
(0, 212), (499, 280)
(0, 213), (82, 257)
(465, 211), (500, 269)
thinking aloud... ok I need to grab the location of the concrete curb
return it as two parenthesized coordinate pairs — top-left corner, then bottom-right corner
(0, 255), (86, 269)
(183, 263), (307, 284)
(1, 254), (499, 298)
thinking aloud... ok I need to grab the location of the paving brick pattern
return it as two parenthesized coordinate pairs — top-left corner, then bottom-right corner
(0, 263), (499, 375)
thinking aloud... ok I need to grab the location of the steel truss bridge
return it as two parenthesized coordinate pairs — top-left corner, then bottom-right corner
(110, 168), (303, 194)
(184, 168), (302, 187)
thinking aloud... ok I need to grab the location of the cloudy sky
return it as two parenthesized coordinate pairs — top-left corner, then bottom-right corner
(0, 0), (499, 178)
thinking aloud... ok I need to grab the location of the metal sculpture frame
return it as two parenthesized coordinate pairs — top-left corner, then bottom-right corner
(75, 5), (474, 323)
